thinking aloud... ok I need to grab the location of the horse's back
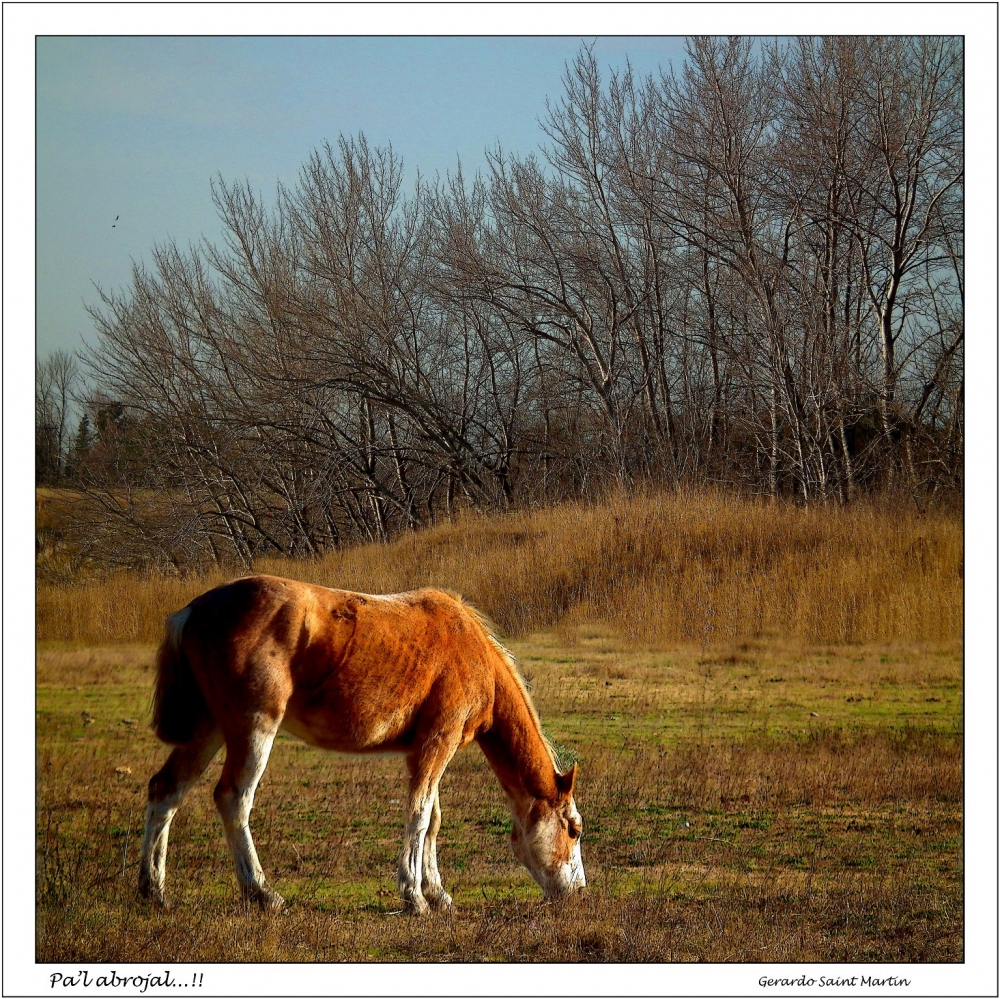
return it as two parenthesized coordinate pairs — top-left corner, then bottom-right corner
(179, 576), (497, 751)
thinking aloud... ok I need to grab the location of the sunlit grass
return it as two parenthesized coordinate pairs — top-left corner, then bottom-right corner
(37, 634), (962, 962)
(36, 489), (962, 960)
(36, 488), (962, 647)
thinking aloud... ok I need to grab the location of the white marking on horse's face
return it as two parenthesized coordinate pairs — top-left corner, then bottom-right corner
(511, 796), (586, 899)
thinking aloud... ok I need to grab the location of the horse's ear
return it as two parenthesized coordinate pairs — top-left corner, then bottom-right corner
(555, 762), (577, 798)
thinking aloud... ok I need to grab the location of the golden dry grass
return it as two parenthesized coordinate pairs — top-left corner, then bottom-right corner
(36, 489), (962, 646)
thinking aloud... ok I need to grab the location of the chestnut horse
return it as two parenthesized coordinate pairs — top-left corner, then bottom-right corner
(138, 575), (585, 913)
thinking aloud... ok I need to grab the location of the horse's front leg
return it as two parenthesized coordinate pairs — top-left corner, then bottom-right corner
(399, 732), (459, 915)
(398, 794), (435, 916)
(420, 787), (452, 912)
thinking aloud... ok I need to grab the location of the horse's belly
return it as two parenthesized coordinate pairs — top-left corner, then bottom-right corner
(280, 705), (412, 753)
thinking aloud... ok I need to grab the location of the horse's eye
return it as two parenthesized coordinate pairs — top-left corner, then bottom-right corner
(568, 824), (581, 840)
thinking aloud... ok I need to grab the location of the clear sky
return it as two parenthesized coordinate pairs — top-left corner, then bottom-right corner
(36, 35), (688, 359)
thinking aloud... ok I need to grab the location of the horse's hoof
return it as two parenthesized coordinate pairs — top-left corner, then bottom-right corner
(258, 887), (286, 912)
(426, 890), (453, 913)
(138, 879), (169, 908)
(403, 895), (430, 917)
(244, 885), (285, 912)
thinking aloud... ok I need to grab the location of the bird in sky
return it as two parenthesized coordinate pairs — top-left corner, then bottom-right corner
(112, 215), (119, 228)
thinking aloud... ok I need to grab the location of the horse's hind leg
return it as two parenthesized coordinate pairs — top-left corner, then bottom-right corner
(139, 728), (223, 905)
(214, 717), (284, 911)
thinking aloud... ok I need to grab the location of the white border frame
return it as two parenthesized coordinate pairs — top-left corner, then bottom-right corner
(6, 4), (996, 996)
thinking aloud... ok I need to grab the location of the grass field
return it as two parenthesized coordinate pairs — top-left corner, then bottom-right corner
(36, 627), (962, 963)
(35, 490), (963, 962)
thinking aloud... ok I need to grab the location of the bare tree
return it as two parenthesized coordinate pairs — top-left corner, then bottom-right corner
(71, 38), (963, 571)
(36, 350), (79, 484)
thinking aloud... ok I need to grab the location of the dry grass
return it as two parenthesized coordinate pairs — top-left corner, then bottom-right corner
(36, 489), (962, 646)
(36, 635), (962, 963)
(35, 489), (962, 962)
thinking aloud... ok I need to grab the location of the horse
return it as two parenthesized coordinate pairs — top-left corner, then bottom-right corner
(138, 575), (585, 914)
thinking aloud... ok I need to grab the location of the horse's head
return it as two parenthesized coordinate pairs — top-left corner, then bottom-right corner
(510, 763), (586, 898)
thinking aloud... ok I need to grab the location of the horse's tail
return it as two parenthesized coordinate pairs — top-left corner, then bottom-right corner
(151, 606), (211, 745)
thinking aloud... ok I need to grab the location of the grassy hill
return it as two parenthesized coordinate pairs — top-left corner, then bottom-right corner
(37, 488), (962, 647)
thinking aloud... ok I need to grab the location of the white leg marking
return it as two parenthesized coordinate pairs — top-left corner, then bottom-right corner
(215, 725), (284, 909)
(398, 728), (462, 915)
(420, 787), (452, 911)
(138, 800), (178, 899)
(139, 734), (222, 903)
(398, 793), (435, 914)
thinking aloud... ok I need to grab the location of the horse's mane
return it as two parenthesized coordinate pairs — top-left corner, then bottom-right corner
(454, 594), (562, 773)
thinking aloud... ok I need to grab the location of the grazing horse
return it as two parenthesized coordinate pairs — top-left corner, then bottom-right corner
(138, 575), (585, 914)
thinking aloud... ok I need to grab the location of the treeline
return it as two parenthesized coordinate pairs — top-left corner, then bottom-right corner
(44, 38), (963, 572)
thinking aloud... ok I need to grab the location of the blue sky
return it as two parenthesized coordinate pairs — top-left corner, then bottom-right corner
(36, 35), (687, 358)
